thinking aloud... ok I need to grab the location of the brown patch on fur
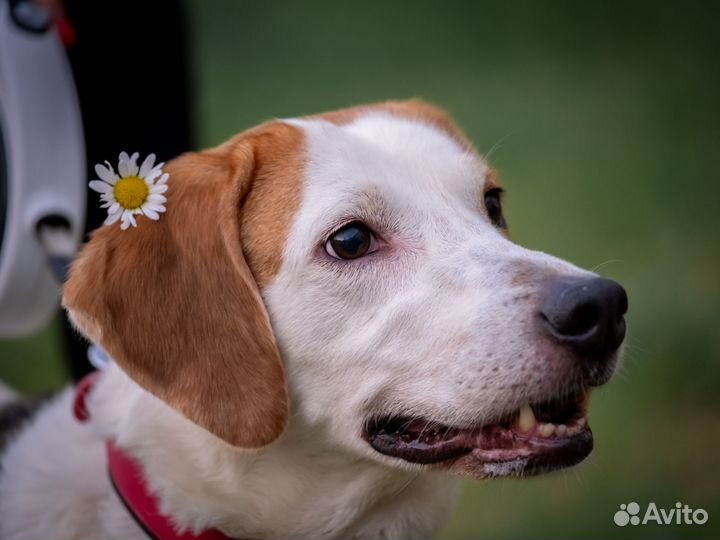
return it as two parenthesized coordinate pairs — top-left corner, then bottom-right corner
(62, 124), (304, 448)
(239, 123), (304, 287)
(310, 99), (474, 151)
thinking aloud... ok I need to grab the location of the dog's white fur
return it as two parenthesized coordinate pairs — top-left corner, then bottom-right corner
(0, 111), (605, 539)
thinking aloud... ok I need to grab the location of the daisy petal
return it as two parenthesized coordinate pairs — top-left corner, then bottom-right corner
(94, 163), (116, 183)
(105, 209), (122, 225)
(144, 169), (162, 183)
(139, 153), (156, 178)
(147, 194), (166, 205)
(143, 208), (160, 220)
(108, 202), (120, 214)
(150, 184), (168, 194)
(118, 152), (131, 176)
(120, 210), (133, 230)
(89, 180), (112, 194)
(157, 172), (169, 185)
(105, 161), (119, 184)
(144, 202), (164, 212)
(128, 152), (140, 175)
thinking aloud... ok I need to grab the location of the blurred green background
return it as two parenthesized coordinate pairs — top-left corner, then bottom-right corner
(1, 1), (718, 538)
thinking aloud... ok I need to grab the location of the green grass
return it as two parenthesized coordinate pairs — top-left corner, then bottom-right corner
(1, 1), (718, 538)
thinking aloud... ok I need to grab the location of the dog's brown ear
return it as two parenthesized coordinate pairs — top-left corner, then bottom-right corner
(63, 136), (289, 448)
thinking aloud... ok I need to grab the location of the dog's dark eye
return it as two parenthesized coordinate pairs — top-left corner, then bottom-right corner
(484, 188), (506, 228)
(326, 221), (374, 260)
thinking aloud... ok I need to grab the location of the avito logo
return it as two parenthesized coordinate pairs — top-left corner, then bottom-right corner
(614, 501), (709, 527)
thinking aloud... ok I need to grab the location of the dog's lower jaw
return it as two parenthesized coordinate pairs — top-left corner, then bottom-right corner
(1, 365), (459, 540)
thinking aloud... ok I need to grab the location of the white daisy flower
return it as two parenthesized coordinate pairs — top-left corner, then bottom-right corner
(89, 151), (169, 230)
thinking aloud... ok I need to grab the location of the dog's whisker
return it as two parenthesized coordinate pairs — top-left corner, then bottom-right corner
(570, 468), (592, 495)
(589, 259), (622, 273)
(483, 131), (518, 161)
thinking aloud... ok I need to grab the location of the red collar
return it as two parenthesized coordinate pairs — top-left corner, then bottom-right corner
(73, 373), (236, 540)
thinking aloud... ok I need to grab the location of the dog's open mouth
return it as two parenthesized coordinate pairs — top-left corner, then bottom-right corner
(364, 389), (592, 477)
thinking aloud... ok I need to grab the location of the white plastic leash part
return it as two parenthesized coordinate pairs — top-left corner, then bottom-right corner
(87, 344), (113, 371)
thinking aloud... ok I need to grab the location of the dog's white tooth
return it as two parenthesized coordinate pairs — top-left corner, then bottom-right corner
(517, 405), (536, 432)
(539, 424), (555, 437)
(556, 424), (567, 435)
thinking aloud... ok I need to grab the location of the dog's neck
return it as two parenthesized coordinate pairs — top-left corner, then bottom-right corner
(89, 365), (458, 539)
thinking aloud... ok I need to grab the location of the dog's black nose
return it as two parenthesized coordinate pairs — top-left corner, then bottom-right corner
(541, 277), (628, 358)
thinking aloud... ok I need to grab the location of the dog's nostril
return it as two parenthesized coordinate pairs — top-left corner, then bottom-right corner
(541, 277), (628, 359)
(560, 301), (601, 337)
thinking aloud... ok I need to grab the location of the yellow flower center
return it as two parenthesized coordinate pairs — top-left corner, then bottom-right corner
(113, 176), (149, 210)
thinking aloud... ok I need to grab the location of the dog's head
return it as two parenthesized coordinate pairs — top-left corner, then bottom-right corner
(63, 100), (627, 479)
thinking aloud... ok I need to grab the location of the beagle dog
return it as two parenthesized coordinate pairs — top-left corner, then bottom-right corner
(0, 101), (627, 540)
